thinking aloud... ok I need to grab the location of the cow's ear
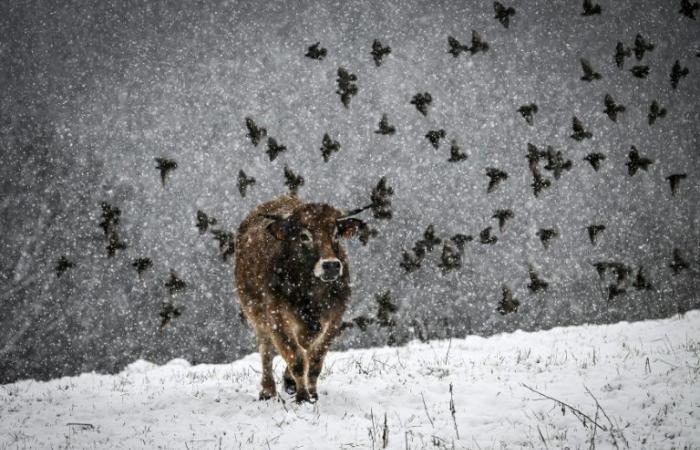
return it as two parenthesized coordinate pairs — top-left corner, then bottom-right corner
(264, 214), (296, 241)
(337, 218), (364, 239)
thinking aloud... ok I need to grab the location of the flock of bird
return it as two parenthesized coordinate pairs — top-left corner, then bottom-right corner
(53, 0), (696, 330)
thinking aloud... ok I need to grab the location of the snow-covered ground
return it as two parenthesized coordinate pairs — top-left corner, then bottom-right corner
(1, 311), (699, 449)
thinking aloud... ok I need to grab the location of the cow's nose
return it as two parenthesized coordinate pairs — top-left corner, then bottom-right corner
(322, 260), (341, 277)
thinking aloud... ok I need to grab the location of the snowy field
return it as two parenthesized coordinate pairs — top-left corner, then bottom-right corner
(1, 311), (699, 449)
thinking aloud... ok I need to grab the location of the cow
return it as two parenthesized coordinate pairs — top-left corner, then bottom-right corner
(234, 194), (365, 403)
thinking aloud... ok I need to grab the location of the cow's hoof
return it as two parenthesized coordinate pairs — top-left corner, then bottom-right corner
(295, 390), (314, 404)
(258, 389), (276, 401)
(309, 390), (319, 402)
(283, 376), (297, 395)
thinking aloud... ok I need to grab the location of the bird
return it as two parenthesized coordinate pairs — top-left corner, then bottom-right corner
(543, 148), (572, 180)
(632, 267), (653, 291)
(417, 225), (442, 253)
(164, 271), (187, 295)
(480, 226), (498, 244)
(493, 209), (514, 231)
(55, 256), (74, 278)
(633, 34), (654, 60)
(666, 173), (687, 196)
(469, 30), (489, 54)
(425, 129), (446, 149)
(447, 36), (470, 57)
(630, 65), (650, 78)
(670, 248), (689, 274)
(528, 266), (549, 292)
(210, 229), (235, 261)
(592, 262), (610, 279)
(336, 67), (358, 108)
(580, 58), (602, 81)
(99, 202), (121, 236)
(320, 133), (341, 161)
(196, 210), (217, 234)
(680, 0), (699, 19)
(570, 116), (592, 140)
(603, 94), (625, 122)
(608, 262), (632, 284)
(583, 152), (606, 171)
(586, 225), (605, 246)
(371, 39), (391, 66)
(648, 100), (667, 125)
(536, 228), (558, 249)
(614, 42), (632, 69)
(410, 92), (432, 116)
(438, 241), (464, 272)
(496, 285), (520, 315)
(607, 283), (626, 301)
(265, 137), (286, 161)
(305, 42), (327, 60)
(493, 1), (516, 28)
(526, 143), (547, 172)
(237, 170), (256, 197)
(581, 0), (602, 15)
(370, 177), (394, 220)
(105, 231), (127, 257)
(244, 117), (267, 146)
(626, 146), (653, 176)
(518, 103), (538, 125)
(375, 114), (396, 135)
(531, 169), (552, 197)
(670, 60), (689, 90)
(154, 157), (177, 186)
(400, 250), (423, 273)
(375, 291), (398, 327)
(448, 141), (468, 162)
(485, 168), (508, 193)
(132, 257), (153, 277)
(159, 302), (182, 330)
(358, 223), (379, 246)
(283, 166), (304, 195)
(451, 233), (473, 249)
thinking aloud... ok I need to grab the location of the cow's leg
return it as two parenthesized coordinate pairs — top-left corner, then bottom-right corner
(282, 366), (297, 395)
(257, 334), (276, 400)
(307, 319), (342, 401)
(270, 328), (311, 403)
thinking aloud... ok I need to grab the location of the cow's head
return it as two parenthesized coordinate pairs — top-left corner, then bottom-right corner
(263, 204), (363, 282)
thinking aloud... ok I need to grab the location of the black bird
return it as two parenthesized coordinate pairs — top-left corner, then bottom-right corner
(581, 0), (602, 15)
(154, 158), (177, 186)
(526, 143), (547, 172)
(55, 256), (74, 278)
(469, 30), (489, 54)
(210, 229), (235, 261)
(670, 60), (689, 90)
(375, 291), (398, 327)
(352, 315), (375, 332)
(358, 223), (379, 246)
(580, 58), (602, 81)
(493, 209), (514, 231)
(320, 133), (341, 161)
(485, 168), (508, 193)
(536, 228), (558, 249)
(425, 129), (446, 149)
(447, 36), (470, 57)
(305, 42), (327, 60)
(375, 114), (396, 135)
(496, 285), (520, 315)
(608, 284), (626, 301)
(132, 257), (153, 277)
(543, 148), (572, 179)
(528, 266), (549, 292)
(570, 116), (592, 140)
(626, 146), (653, 176)
(418, 225), (442, 252)
(451, 233), (473, 249)
(592, 262), (610, 279)
(494, 1), (516, 28)
(608, 262), (632, 283)
(518, 103), (538, 125)
(666, 173), (687, 196)
(370, 177), (394, 220)
(196, 210), (217, 234)
(630, 65), (650, 78)
(648, 100), (667, 125)
(438, 241), (464, 272)
(106, 231), (127, 257)
(244, 117), (267, 146)
(99, 202), (121, 236)
(164, 271), (187, 295)
(586, 224), (605, 246)
(410, 92), (432, 116)
(266, 137), (286, 161)
(614, 42), (632, 69)
(603, 94), (626, 122)
(159, 302), (182, 330)
(584, 152), (606, 171)
(237, 170), (256, 197)
(448, 141), (468, 162)
(632, 267), (653, 291)
(480, 226), (498, 245)
(371, 39), (391, 66)
(531, 169), (552, 197)
(633, 34), (654, 60)
(670, 248), (689, 274)
(336, 67), (358, 108)
(283, 166), (304, 195)
(680, 0), (700, 19)
(400, 250), (423, 273)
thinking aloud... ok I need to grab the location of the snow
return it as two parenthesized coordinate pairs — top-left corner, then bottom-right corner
(2, 310), (699, 449)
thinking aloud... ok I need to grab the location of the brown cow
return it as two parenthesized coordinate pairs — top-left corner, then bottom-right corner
(234, 194), (364, 403)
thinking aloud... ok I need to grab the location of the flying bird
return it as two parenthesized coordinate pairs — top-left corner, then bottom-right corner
(410, 92), (432, 116)
(320, 133), (341, 161)
(526, 143), (547, 172)
(583, 152), (606, 171)
(518, 103), (538, 125)
(164, 271), (187, 295)
(416, 225), (442, 253)
(581, 0), (602, 15)
(630, 65), (650, 78)
(99, 202), (121, 236)
(469, 30), (489, 54)
(400, 250), (423, 273)
(237, 170), (256, 197)
(132, 257), (153, 277)
(670, 60), (689, 90)
(375, 291), (398, 327)
(485, 168), (508, 193)
(670, 248), (689, 274)
(493, 209), (514, 231)
(305, 42), (327, 60)
(528, 266), (549, 292)
(680, 0), (699, 19)
(648, 100), (667, 125)
(632, 267), (653, 291)
(371, 39), (391, 66)
(358, 223), (379, 246)
(375, 114), (396, 135)
(480, 226), (498, 245)
(447, 36), (470, 57)
(266, 137), (287, 161)
(283, 166), (304, 195)
(448, 141), (468, 162)
(370, 177), (394, 220)
(603, 94), (625, 122)
(105, 231), (127, 257)
(154, 157), (177, 186)
(493, 2), (516, 28)
(244, 117), (267, 146)
(336, 67), (358, 107)
(425, 129), (446, 149)
(55, 256), (74, 278)
(608, 283), (626, 301)
(633, 34), (654, 60)
(438, 240), (464, 272)
(626, 146), (653, 176)
(536, 228), (558, 249)
(159, 302), (182, 330)
(531, 169), (552, 197)
(496, 285), (520, 315)
(210, 229), (235, 261)
(543, 148), (572, 179)
(614, 42), (632, 69)
(196, 210), (217, 234)
(666, 173), (687, 196)
(580, 58), (602, 81)
(570, 116), (592, 140)
(586, 224), (605, 245)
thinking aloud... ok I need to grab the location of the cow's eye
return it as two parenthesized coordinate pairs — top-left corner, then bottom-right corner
(300, 230), (312, 243)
